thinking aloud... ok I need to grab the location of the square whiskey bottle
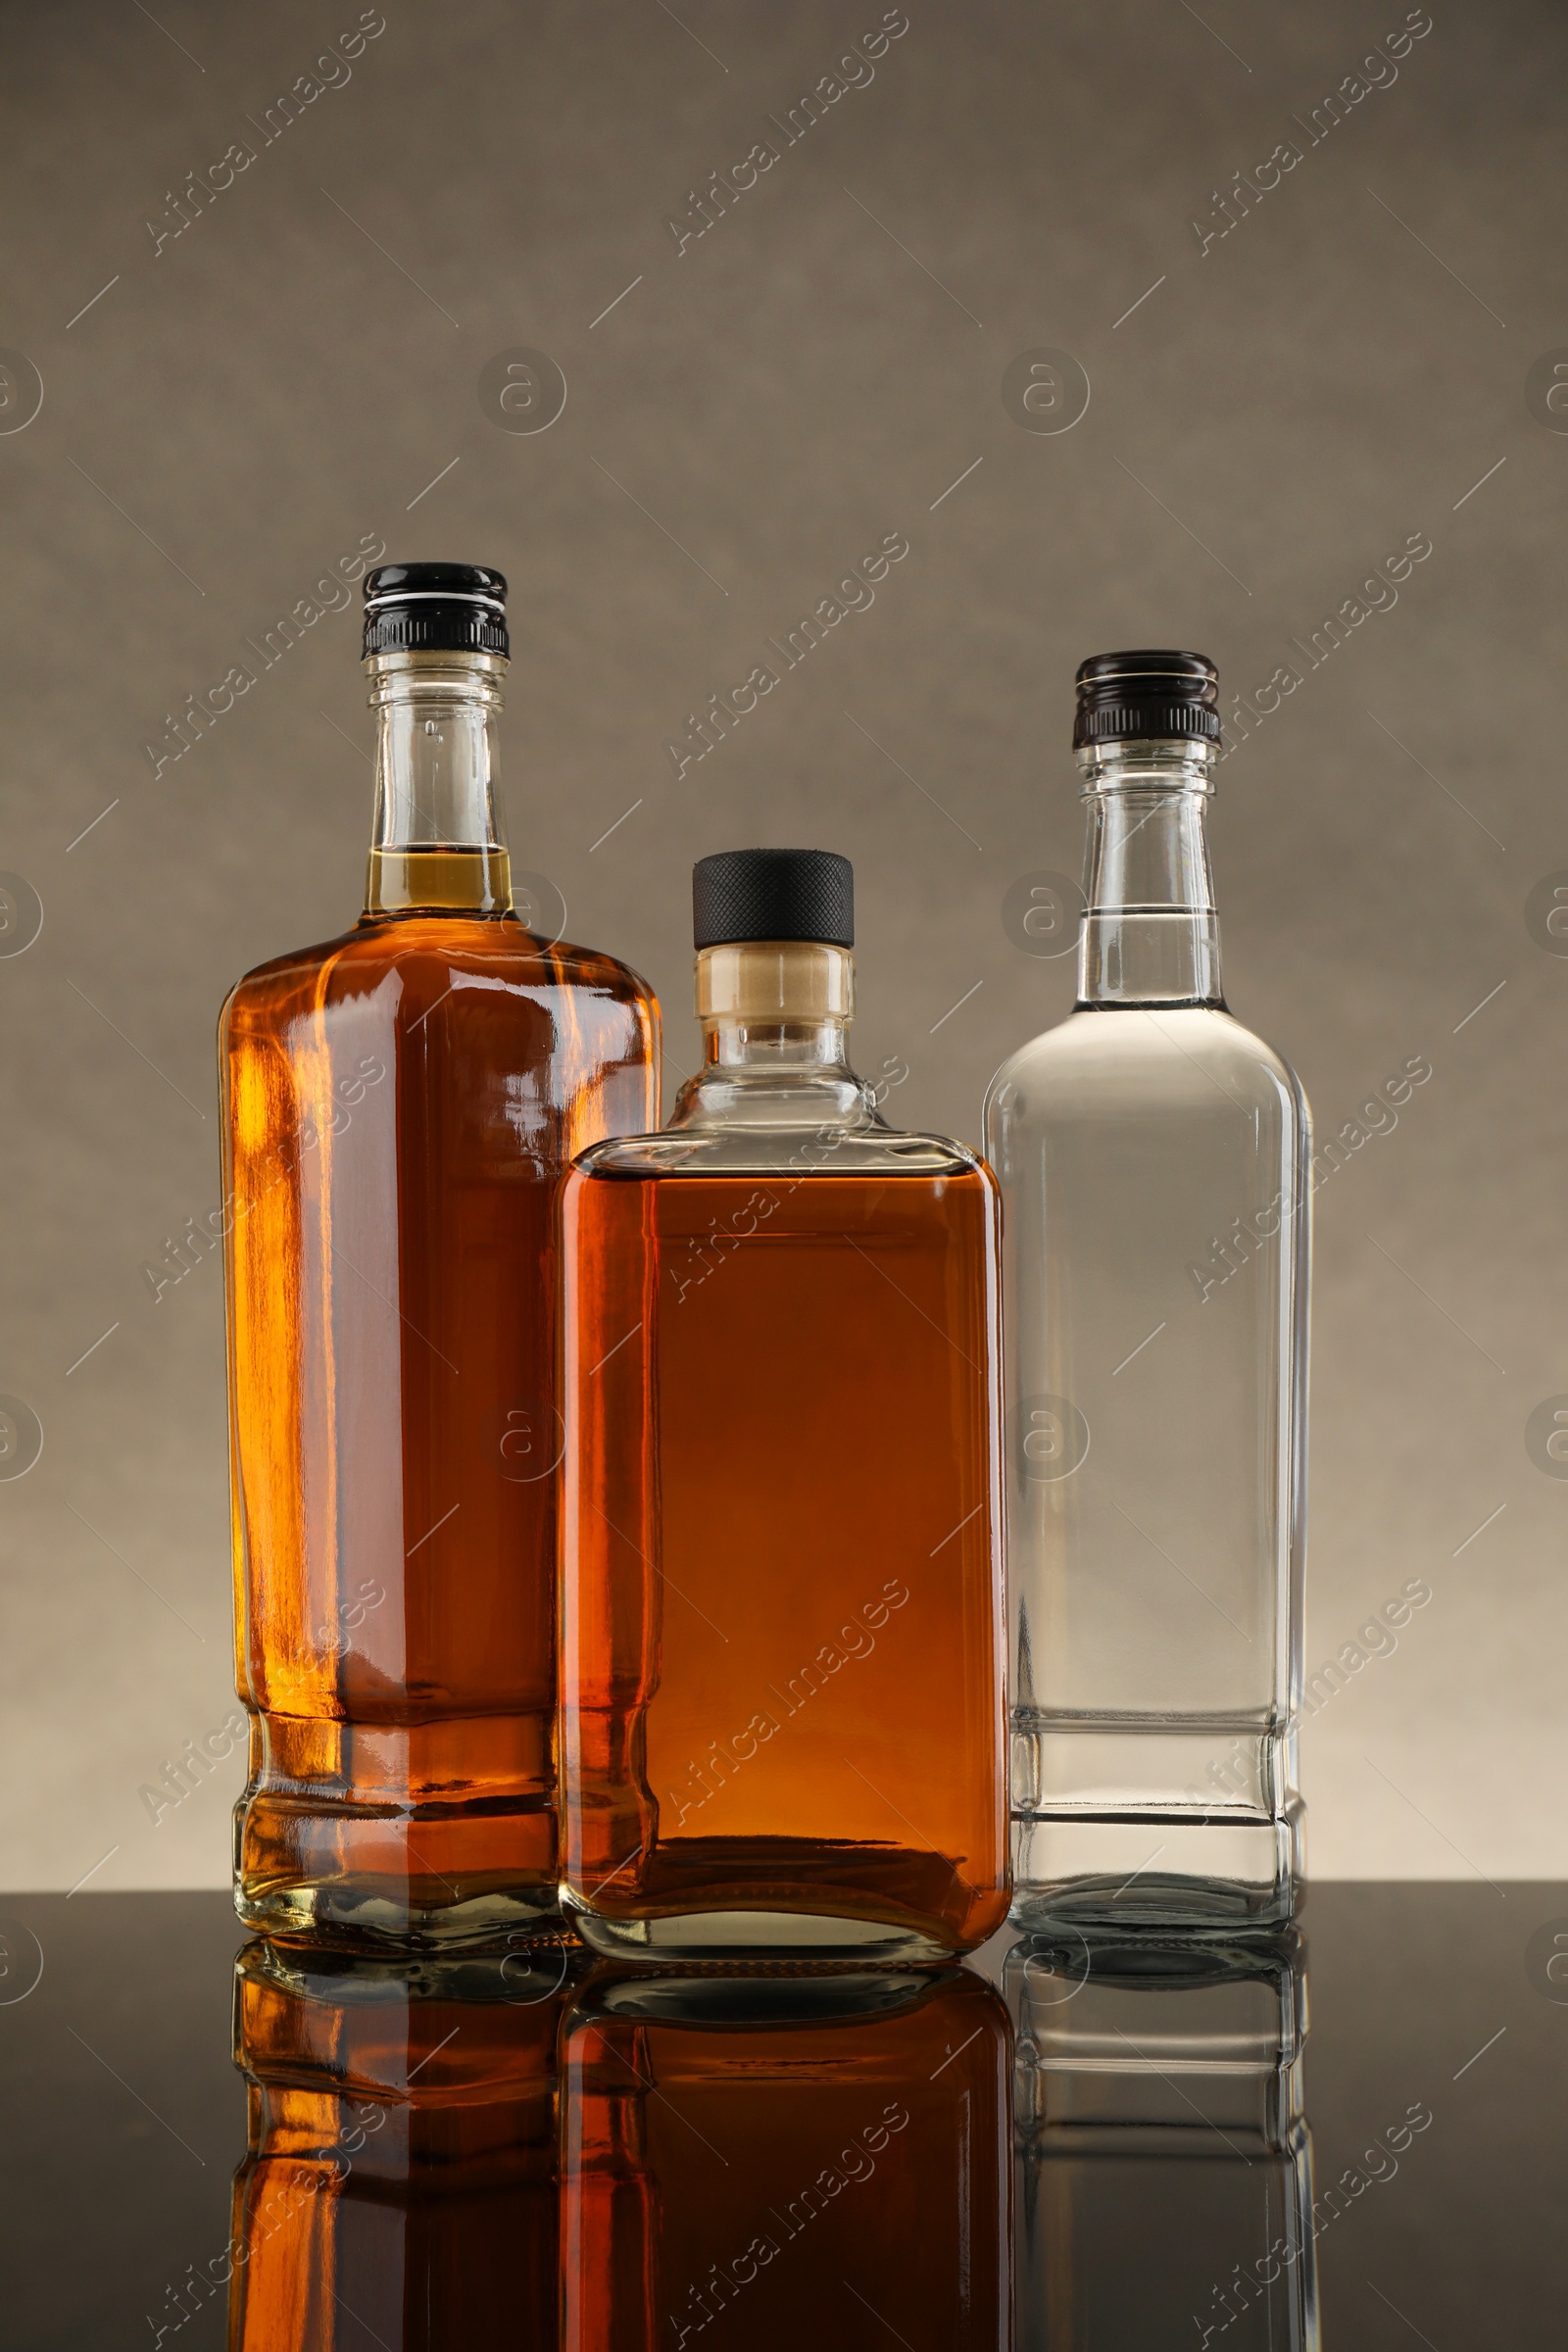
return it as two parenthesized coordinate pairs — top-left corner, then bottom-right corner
(559, 849), (1009, 1960)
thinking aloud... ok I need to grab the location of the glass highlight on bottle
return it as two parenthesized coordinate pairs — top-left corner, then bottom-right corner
(221, 562), (659, 1948)
(560, 848), (1008, 1960)
(985, 653), (1310, 1930)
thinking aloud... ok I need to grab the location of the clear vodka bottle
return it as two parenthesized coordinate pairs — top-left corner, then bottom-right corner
(985, 652), (1310, 1930)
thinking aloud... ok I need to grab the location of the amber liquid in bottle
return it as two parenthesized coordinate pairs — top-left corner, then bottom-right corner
(227, 1936), (575, 2351)
(222, 646), (658, 1946)
(560, 931), (1008, 1960)
(560, 1964), (1011, 2351)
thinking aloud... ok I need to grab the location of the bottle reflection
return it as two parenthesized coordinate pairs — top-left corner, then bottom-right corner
(560, 1964), (1011, 2350)
(1007, 1930), (1318, 2349)
(228, 1935), (574, 2349)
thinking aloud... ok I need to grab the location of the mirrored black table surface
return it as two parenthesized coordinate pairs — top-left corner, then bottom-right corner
(1, 1885), (1562, 2347)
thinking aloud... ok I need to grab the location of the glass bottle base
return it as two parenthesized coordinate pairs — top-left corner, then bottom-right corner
(566, 1904), (960, 1967)
(1010, 1808), (1301, 1934)
(235, 1873), (563, 1951)
(235, 1788), (563, 1951)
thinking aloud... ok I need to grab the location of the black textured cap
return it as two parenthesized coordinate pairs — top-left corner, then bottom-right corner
(1073, 648), (1221, 749)
(693, 849), (854, 951)
(364, 562), (508, 658)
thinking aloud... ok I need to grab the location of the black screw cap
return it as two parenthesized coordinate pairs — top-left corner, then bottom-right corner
(1073, 648), (1221, 748)
(692, 849), (854, 951)
(364, 562), (509, 658)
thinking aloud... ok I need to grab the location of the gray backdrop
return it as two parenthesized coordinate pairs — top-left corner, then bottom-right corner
(2, 0), (1562, 1890)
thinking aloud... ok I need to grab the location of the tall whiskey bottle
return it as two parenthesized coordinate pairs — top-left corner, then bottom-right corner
(221, 563), (659, 1946)
(560, 848), (1008, 1961)
(985, 653), (1310, 1930)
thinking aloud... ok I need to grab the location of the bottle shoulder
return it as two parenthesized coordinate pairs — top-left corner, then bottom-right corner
(570, 1123), (991, 1184)
(535, 932), (660, 1007)
(987, 1003), (1305, 1124)
(222, 915), (660, 1036)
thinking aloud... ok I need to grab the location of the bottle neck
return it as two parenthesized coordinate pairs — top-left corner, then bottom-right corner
(1074, 738), (1223, 1007)
(669, 944), (880, 1129)
(364, 651), (513, 917)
